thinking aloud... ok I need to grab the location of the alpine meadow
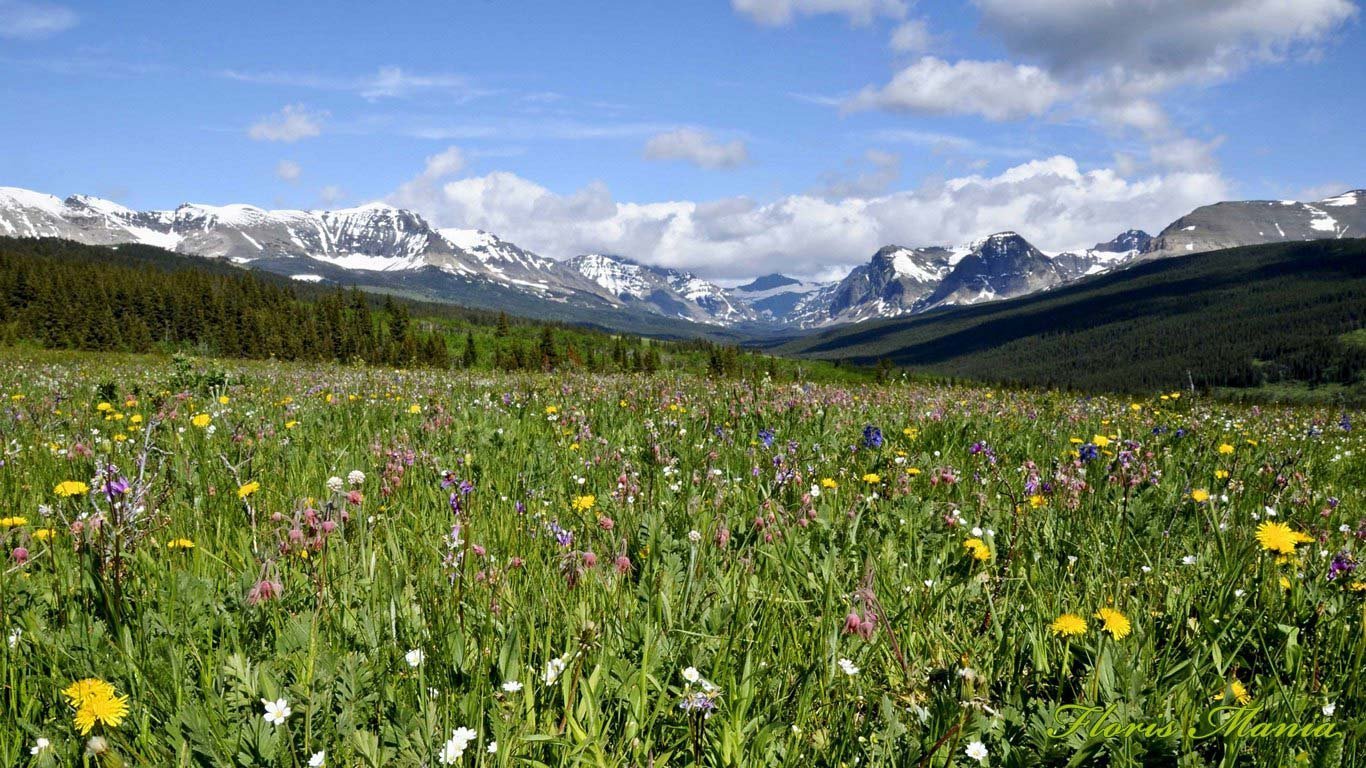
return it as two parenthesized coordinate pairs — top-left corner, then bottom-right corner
(3, 1), (1366, 766)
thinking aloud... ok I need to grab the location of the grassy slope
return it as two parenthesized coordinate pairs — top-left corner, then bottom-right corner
(779, 239), (1366, 399)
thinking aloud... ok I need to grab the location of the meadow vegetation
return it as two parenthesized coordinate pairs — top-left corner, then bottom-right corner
(0, 352), (1362, 766)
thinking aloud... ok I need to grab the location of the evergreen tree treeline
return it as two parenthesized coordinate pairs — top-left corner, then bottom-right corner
(0, 239), (448, 366)
(0, 238), (822, 381)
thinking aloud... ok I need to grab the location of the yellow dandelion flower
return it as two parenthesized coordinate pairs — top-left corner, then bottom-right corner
(820, 478), (838, 489)
(0, 516), (28, 528)
(1214, 680), (1251, 705)
(54, 481), (90, 497)
(1255, 521), (1311, 556)
(861, 473), (881, 484)
(191, 413), (211, 428)
(1095, 608), (1132, 639)
(72, 690), (129, 734)
(1218, 443), (1234, 454)
(408, 404), (421, 414)
(63, 678), (115, 707)
(1028, 494), (1046, 508)
(906, 467), (921, 476)
(963, 538), (991, 561)
(1050, 613), (1088, 637)
(166, 538), (195, 550)
(96, 402), (112, 412)
(218, 395), (230, 404)
(237, 481), (260, 500)
(571, 495), (595, 512)
(33, 528), (55, 541)
(1092, 435), (1111, 448)
(1190, 489), (1210, 503)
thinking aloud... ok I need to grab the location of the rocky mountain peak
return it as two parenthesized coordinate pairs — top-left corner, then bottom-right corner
(1092, 229), (1152, 253)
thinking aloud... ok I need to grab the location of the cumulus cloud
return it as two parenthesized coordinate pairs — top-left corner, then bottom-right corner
(248, 104), (325, 142)
(0, 0), (77, 39)
(419, 146), (466, 179)
(390, 154), (1226, 281)
(275, 160), (301, 182)
(643, 129), (749, 169)
(731, 0), (906, 25)
(845, 56), (1064, 121)
(975, 0), (1358, 85)
(389, 145), (470, 212)
(846, 1), (1356, 135)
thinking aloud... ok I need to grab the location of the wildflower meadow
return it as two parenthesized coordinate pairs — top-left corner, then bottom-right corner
(0, 351), (1362, 767)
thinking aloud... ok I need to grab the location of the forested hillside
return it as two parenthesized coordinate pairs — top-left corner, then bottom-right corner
(780, 238), (1366, 401)
(0, 237), (857, 382)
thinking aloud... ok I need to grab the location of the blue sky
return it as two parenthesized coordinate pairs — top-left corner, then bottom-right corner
(1, 0), (1363, 279)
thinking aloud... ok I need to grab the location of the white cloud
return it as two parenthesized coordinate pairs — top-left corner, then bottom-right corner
(389, 146), (469, 211)
(391, 154), (1226, 281)
(845, 57), (1064, 121)
(965, 0), (1357, 133)
(841, 1), (1356, 141)
(1148, 135), (1225, 172)
(420, 146), (466, 179)
(0, 0), (77, 39)
(224, 66), (490, 103)
(731, 0), (906, 25)
(889, 18), (932, 53)
(248, 104), (325, 142)
(275, 160), (301, 182)
(817, 149), (901, 198)
(319, 185), (345, 206)
(975, 0), (1358, 85)
(643, 129), (749, 170)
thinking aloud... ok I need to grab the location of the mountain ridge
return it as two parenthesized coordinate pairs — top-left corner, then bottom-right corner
(1, 185), (1360, 335)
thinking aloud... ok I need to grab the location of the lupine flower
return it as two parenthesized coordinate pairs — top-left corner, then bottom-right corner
(862, 425), (883, 449)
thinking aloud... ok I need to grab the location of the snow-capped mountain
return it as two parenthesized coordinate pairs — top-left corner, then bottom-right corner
(778, 231), (1143, 328)
(2, 185), (1359, 334)
(917, 232), (1071, 309)
(785, 245), (956, 326)
(1143, 190), (1365, 258)
(726, 274), (832, 322)
(0, 187), (629, 308)
(563, 253), (756, 324)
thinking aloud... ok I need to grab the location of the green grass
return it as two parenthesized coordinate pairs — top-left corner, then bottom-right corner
(0, 351), (1362, 767)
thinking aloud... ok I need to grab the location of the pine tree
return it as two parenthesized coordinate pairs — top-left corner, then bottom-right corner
(462, 331), (478, 368)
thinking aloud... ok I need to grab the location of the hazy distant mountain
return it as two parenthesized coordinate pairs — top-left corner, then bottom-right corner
(561, 253), (759, 325)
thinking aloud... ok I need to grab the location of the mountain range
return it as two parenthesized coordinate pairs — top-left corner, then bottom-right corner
(1, 185), (1361, 334)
